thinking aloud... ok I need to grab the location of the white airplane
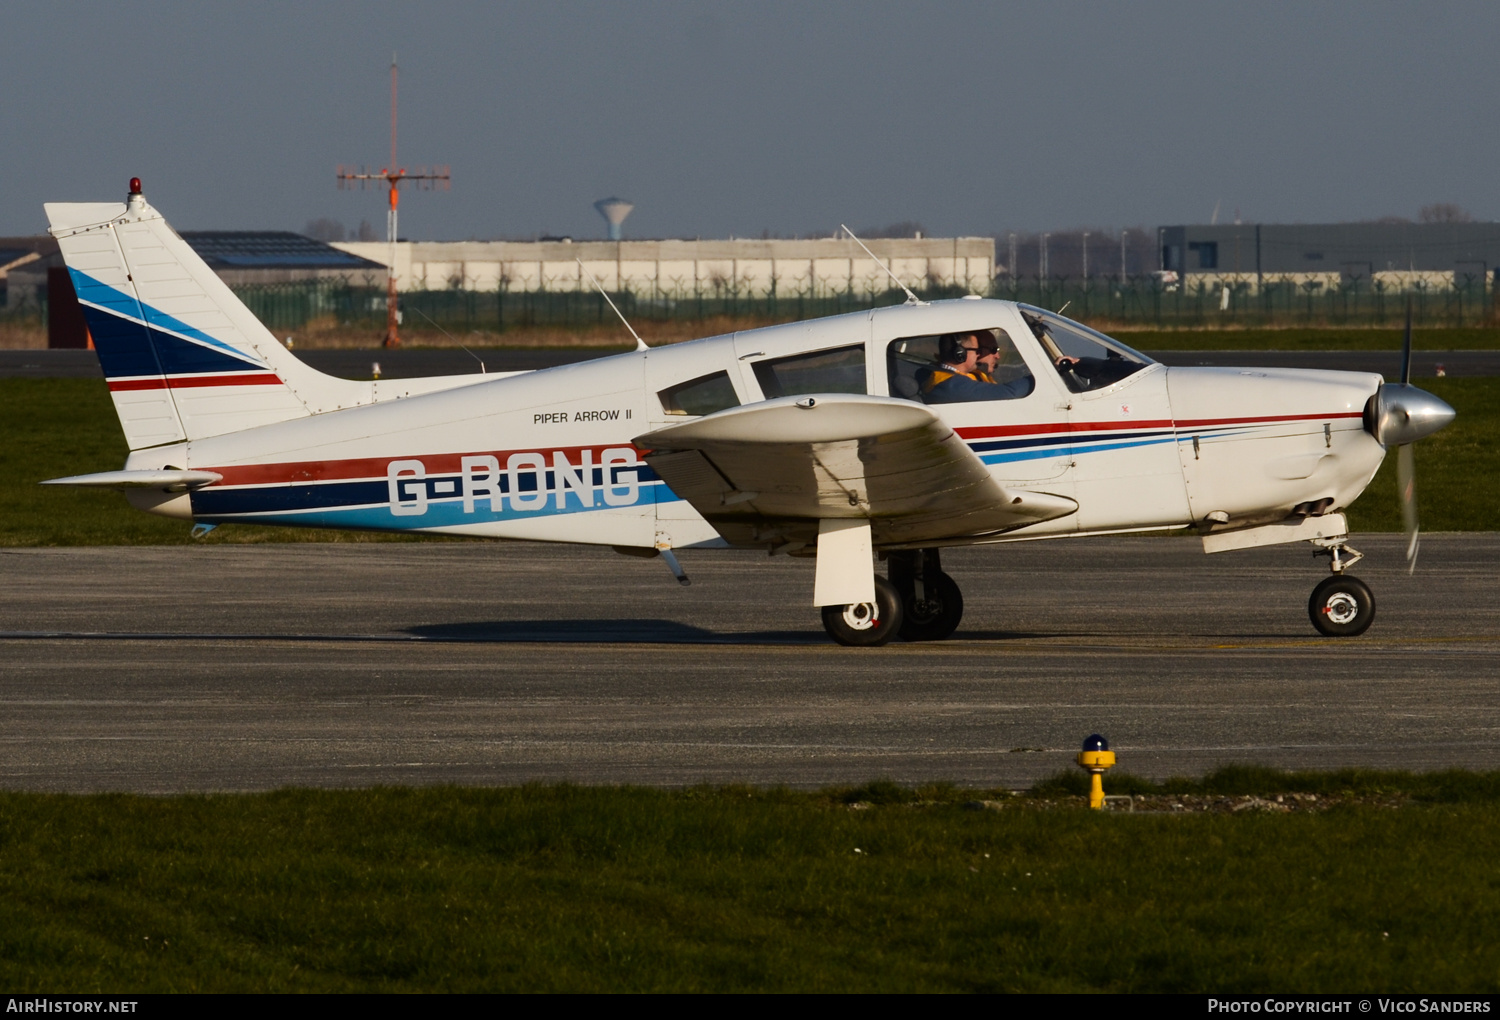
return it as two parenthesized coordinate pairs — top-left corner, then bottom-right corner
(43, 181), (1455, 645)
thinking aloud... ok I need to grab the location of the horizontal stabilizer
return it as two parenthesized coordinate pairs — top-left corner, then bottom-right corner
(41, 469), (222, 490)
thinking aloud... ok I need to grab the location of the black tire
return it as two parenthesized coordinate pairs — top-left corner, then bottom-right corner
(898, 570), (964, 642)
(1308, 574), (1376, 637)
(821, 576), (904, 647)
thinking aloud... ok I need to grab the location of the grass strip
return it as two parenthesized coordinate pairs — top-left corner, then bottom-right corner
(2, 376), (1496, 545)
(0, 379), (460, 546)
(1, 774), (1498, 992)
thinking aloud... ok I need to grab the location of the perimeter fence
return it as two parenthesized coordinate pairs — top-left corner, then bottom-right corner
(4, 273), (1495, 335)
(234, 274), (1497, 334)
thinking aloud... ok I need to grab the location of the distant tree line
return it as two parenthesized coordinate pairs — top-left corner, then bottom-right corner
(303, 218), (379, 243)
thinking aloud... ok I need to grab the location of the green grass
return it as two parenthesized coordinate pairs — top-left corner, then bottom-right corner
(2, 778), (1499, 992)
(0, 379), (461, 546)
(1119, 326), (1500, 350)
(3, 375), (1496, 545)
(1345, 377), (1500, 532)
(1028, 764), (1500, 800)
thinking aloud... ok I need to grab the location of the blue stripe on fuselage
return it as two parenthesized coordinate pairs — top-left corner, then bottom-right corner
(972, 428), (1176, 465)
(195, 480), (681, 530)
(192, 463), (668, 518)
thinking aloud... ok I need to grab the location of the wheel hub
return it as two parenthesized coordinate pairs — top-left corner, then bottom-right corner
(839, 602), (880, 631)
(908, 598), (941, 623)
(1322, 592), (1360, 625)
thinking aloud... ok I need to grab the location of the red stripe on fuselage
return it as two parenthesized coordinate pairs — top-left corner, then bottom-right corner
(956, 419), (1173, 440)
(108, 373), (282, 392)
(1173, 411), (1364, 428)
(205, 443), (651, 487)
(183, 412), (1368, 488)
(956, 410), (1362, 441)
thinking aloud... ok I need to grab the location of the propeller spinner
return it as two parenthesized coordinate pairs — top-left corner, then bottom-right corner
(1362, 302), (1456, 572)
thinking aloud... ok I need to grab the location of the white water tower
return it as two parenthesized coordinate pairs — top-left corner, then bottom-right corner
(594, 197), (634, 241)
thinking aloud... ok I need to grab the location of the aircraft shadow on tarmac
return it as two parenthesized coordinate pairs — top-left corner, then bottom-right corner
(405, 619), (827, 645)
(404, 621), (1063, 645)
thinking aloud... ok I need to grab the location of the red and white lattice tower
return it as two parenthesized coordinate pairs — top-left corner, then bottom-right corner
(337, 56), (450, 348)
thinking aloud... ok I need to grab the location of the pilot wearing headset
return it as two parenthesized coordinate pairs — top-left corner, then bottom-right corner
(921, 331), (1034, 403)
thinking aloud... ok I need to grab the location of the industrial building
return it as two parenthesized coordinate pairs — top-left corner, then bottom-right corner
(176, 232), (387, 287)
(1159, 222), (1500, 292)
(2, 231), (385, 347)
(331, 236), (996, 297)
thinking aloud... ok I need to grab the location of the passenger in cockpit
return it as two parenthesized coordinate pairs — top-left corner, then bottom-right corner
(974, 331), (1035, 399)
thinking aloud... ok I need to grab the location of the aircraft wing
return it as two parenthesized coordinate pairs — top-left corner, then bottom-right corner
(634, 393), (1076, 546)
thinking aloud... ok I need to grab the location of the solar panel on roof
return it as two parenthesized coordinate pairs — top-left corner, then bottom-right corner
(178, 232), (382, 270)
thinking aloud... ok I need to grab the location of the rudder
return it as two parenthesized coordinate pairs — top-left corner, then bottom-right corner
(46, 182), (372, 450)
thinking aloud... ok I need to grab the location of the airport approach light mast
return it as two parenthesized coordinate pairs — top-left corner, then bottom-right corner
(337, 55), (450, 348)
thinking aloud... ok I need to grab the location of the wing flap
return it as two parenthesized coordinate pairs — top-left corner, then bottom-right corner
(636, 394), (1076, 542)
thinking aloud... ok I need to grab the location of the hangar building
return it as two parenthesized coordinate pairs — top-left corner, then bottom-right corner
(331, 236), (995, 298)
(1159, 222), (1500, 292)
(2, 231), (384, 348)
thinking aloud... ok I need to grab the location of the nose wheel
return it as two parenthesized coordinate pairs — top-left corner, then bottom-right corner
(1308, 574), (1376, 636)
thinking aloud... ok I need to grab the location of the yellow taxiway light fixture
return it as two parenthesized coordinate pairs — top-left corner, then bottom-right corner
(1077, 734), (1116, 810)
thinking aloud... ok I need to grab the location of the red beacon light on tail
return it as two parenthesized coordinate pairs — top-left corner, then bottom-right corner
(128, 178), (142, 196)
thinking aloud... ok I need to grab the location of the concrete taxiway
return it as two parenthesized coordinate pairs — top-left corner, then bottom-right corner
(1, 535), (1495, 792)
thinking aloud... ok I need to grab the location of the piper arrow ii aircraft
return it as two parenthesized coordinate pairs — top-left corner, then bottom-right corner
(43, 181), (1456, 645)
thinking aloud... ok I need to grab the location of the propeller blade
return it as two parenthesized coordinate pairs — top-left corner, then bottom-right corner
(1397, 442), (1418, 573)
(1401, 298), (1413, 386)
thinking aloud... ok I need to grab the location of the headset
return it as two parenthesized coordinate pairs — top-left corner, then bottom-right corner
(938, 331), (996, 364)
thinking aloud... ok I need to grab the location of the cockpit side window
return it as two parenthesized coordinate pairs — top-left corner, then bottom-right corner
(658, 370), (741, 417)
(1017, 305), (1153, 393)
(752, 344), (866, 399)
(887, 328), (1034, 405)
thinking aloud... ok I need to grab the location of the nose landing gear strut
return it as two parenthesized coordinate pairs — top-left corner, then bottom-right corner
(1308, 535), (1375, 637)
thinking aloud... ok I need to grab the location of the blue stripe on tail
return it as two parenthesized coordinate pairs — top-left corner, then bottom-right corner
(69, 269), (267, 378)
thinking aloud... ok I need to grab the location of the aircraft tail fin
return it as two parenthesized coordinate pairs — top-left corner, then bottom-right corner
(45, 183), (376, 450)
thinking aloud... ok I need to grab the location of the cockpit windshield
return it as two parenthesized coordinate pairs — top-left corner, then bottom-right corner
(1017, 305), (1153, 393)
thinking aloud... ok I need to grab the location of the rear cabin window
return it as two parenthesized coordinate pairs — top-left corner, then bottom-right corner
(658, 370), (740, 417)
(887, 328), (1034, 405)
(752, 345), (867, 399)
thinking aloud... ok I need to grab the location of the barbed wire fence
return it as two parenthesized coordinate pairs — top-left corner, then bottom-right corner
(222, 271), (1496, 336)
(4, 269), (1494, 338)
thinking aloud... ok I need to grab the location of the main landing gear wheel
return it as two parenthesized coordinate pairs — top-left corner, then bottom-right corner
(899, 570), (964, 642)
(1308, 574), (1376, 637)
(822, 576), (904, 647)
(887, 547), (965, 642)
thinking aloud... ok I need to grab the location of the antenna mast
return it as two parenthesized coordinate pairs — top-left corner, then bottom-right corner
(840, 225), (923, 305)
(338, 55), (451, 348)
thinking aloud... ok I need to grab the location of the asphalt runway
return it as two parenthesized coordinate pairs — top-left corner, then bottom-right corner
(1, 535), (1495, 793)
(5, 347), (1498, 378)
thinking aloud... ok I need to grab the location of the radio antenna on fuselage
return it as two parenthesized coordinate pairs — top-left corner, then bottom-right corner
(840, 224), (924, 305)
(576, 258), (648, 351)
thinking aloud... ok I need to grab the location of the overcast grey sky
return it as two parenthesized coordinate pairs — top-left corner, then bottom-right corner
(3, 1), (1495, 240)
